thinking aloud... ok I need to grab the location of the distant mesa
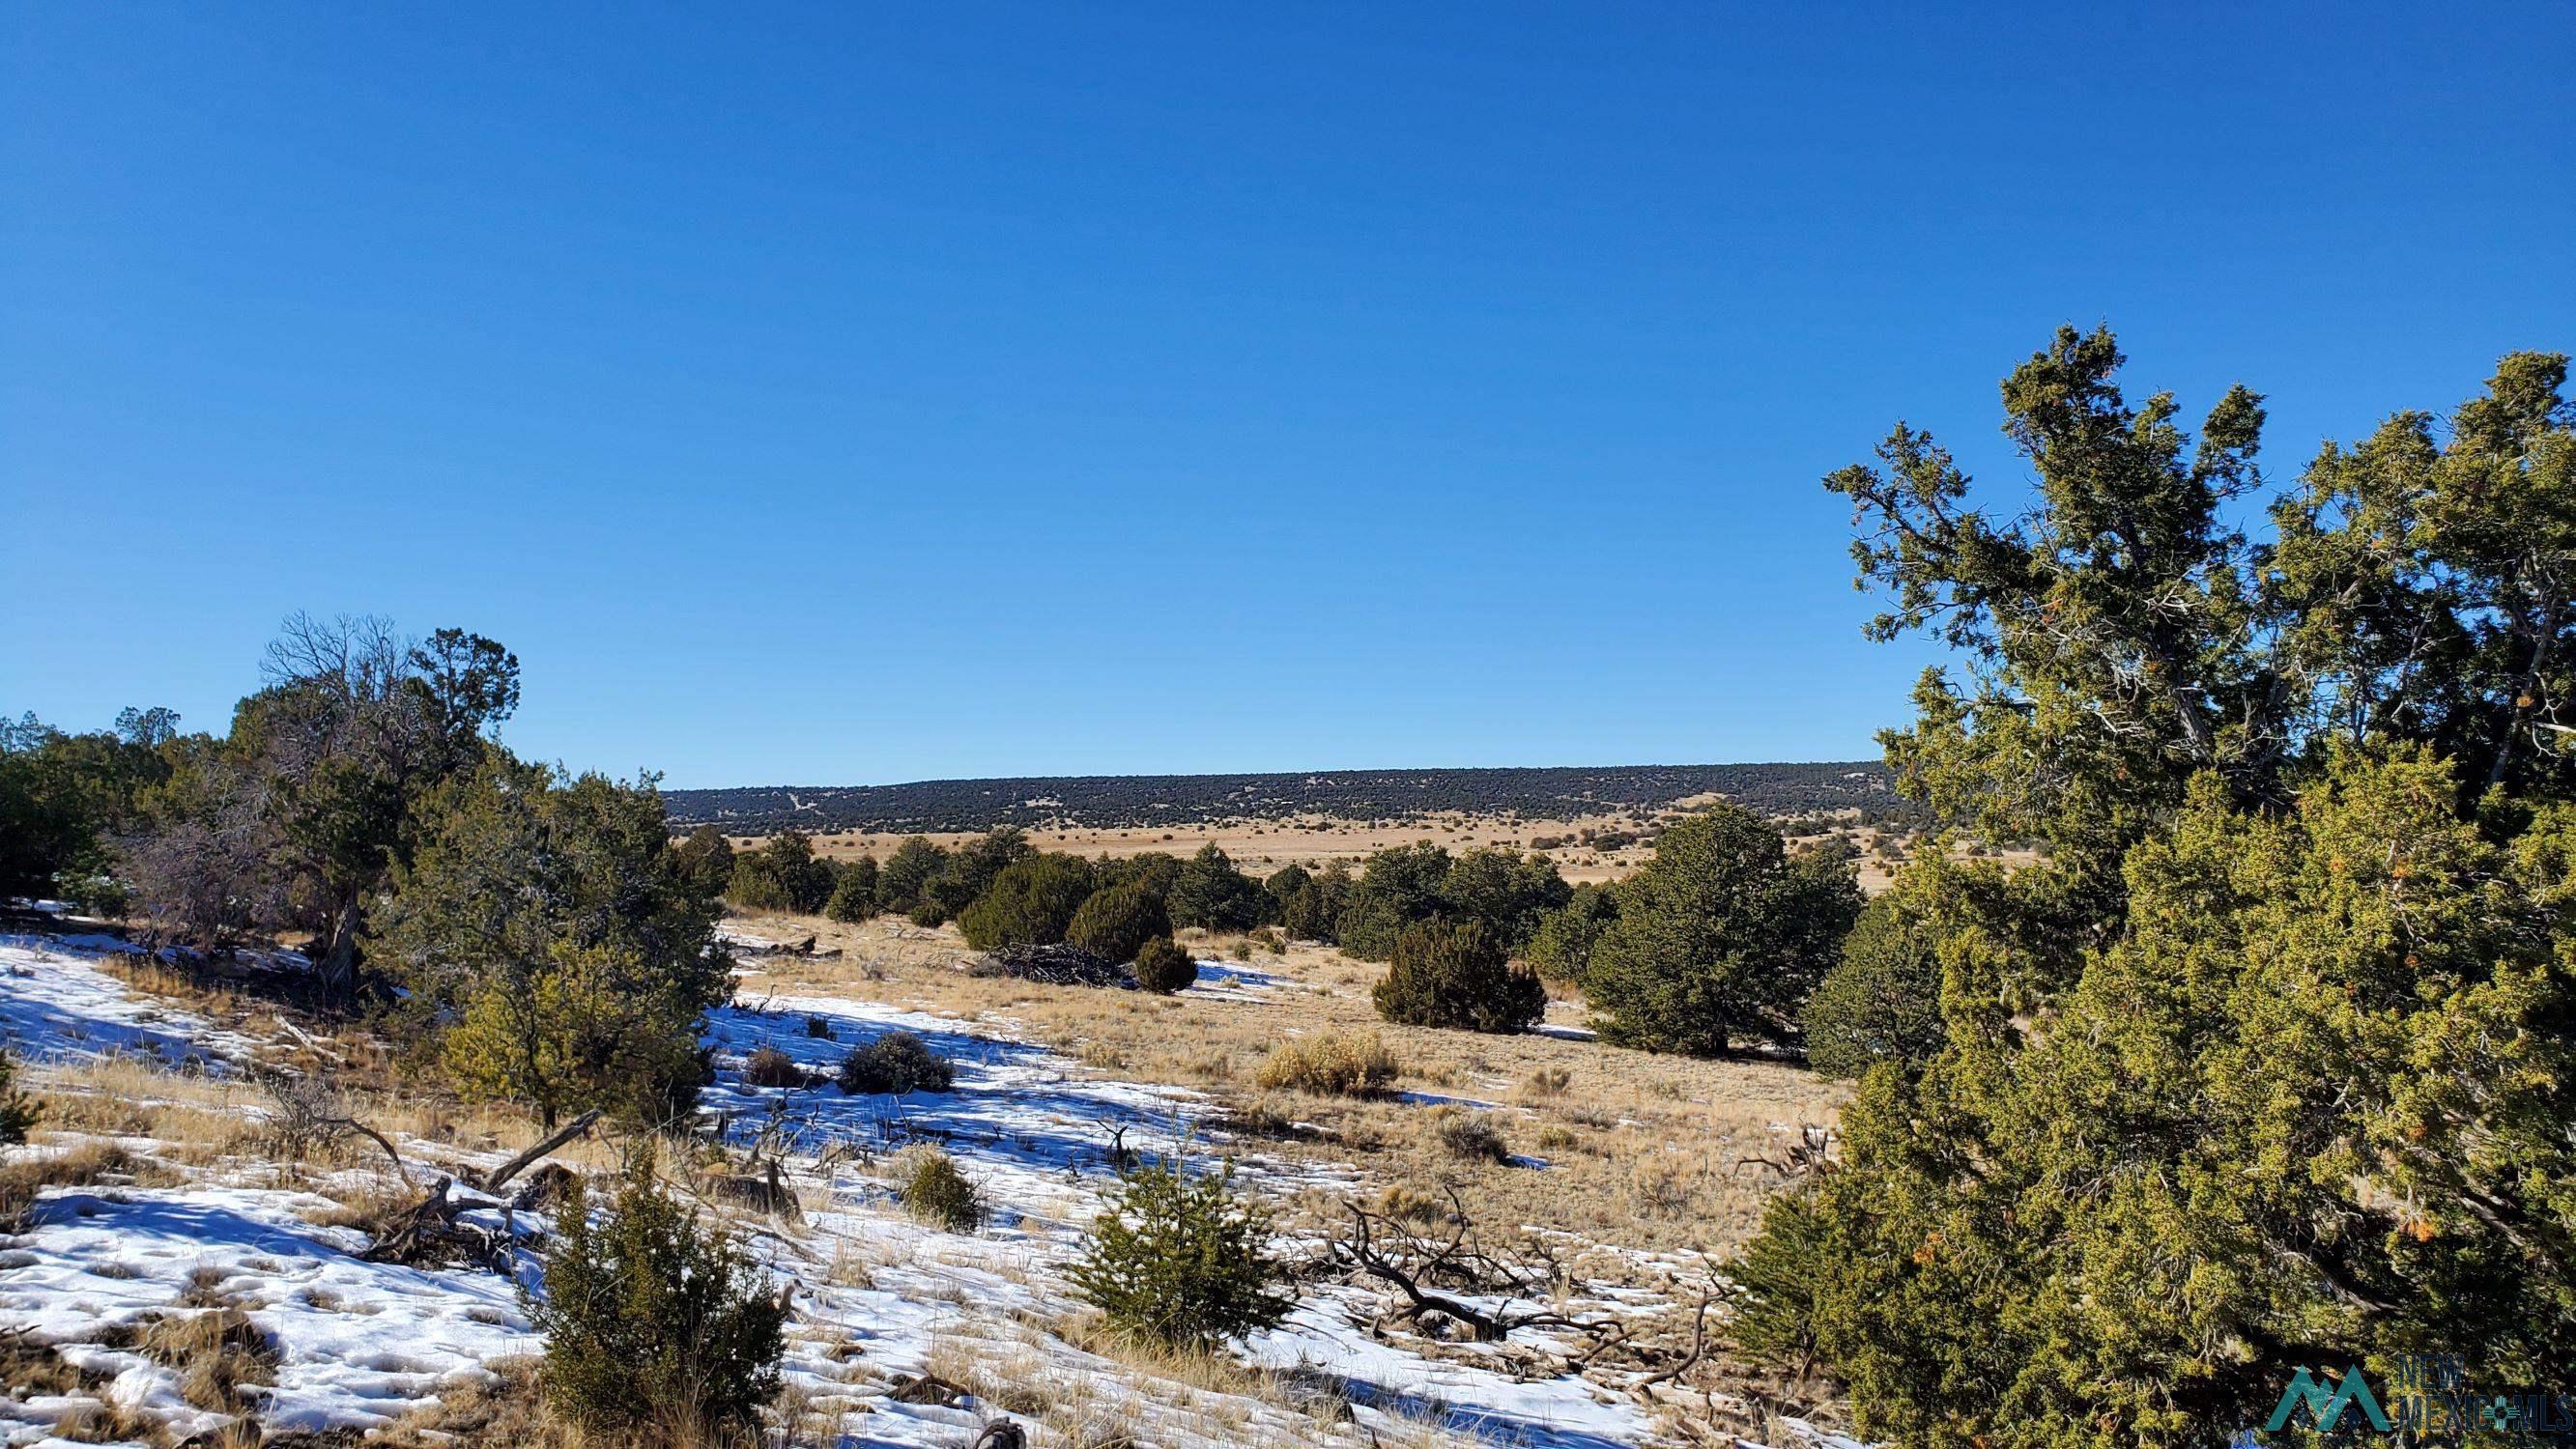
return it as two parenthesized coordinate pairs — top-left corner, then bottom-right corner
(663, 761), (1904, 836)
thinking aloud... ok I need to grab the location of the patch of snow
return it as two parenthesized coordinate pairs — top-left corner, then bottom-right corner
(0, 1184), (530, 1437)
(0, 936), (244, 1069)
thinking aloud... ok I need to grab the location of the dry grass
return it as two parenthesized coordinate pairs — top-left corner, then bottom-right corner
(1251, 1030), (1399, 1096)
(728, 909), (1844, 1256)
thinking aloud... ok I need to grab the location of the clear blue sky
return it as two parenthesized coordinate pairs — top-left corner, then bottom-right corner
(6, 4), (2570, 787)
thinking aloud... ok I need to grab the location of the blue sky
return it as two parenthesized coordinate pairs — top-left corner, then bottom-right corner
(6, 3), (2571, 787)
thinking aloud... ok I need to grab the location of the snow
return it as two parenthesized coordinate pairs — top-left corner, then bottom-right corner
(0, 932), (1712, 1448)
(0, 935), (242, 1069)
(0, 1182), (530, 1443)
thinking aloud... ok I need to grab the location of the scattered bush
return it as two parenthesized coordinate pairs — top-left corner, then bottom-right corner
(1253, 1031), (1399, 1096)
(1429, 1108), (1509, 1163)
(1371, 920), (1545, 1034)
(803, 1014), (834, 1039)
(896, 1147), (982, 1232)
(1131, 935), (1197, 994)
(905, 900), (946, 928)
(740, 1045), (812, 1090)
(0, 1051), (37, 1145)
(1066, 1161), (1293, 1348)
(528, 1164), (787, 1440)
(1066, 881), (1170, 963)
(836, 1032), (955, 1095)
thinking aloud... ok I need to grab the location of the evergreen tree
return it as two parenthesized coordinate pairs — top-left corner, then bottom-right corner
(925, 827), (1034, 920)
(671, 825), (735, 899)
(529, 1162), (787, 1438)
(1524, 881), (1617, 983)
(1067, 1160), (1294, 1348)
(956, 851), (1097, 950)
(1132, 934), (1197, 994)
(1166, 843), (1269, 932)
(1800, 883), (1943, 1079)
(1066, 881), (1171, 963)
(1336, 842), (1452, 960)
(1438, 846), (1573, 951)
(823, 854), (880, 923)
(728, 831), (834, 915)
(373, 754), (728, 1126)
(0, 1050), (38, 1145)
(1739, 335), (2576, 1446)
(874, 836), (948, 916)
(1279, 861), (1352, 944)
(1583, 808), (1860, 1056)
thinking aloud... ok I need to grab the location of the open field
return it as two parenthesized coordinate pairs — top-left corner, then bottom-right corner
(0, 917), (1849, 1448)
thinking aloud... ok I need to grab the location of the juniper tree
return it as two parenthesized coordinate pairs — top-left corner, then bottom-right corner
(1066, 881), (1170, 963)
(1741, 334), (2576, 1447)
(1371, 919), (1545, 1034)
(874, 836), (948, 916)
(957, 851), (1097, 950)
(1166, 843), (1269, 932)
(823, 854), (880, 923)
(1582, 808), (1859, 1056)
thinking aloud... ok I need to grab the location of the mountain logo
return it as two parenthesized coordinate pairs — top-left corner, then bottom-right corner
(2266, 1367), (2393, 1435)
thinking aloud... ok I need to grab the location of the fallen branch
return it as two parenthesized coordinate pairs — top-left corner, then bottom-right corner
(472, 1109), (601, 1194)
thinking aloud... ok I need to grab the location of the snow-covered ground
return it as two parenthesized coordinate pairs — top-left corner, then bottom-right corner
(0, 931), (1762, 1448)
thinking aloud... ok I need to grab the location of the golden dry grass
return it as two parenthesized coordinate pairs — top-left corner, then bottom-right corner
(728, 908), (1845, 1256)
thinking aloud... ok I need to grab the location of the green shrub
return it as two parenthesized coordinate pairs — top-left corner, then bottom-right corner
(803, 1013), (834, 1039)
(1067, 1161), (1293, 1348)
(0, 1051), (37, 1145)
(527, 1164), (787, 1439)
(1724, 1183), (1838, 1378)
(823, 855), (880, 923)
(836, 1032), (955, 1095)
(1371, 920), (1544, 1034)
(1132, 935), (1197, 994)
(957, 852), (1097, 951)
(1253, 1031), (1398, 1096)
(1066, 882), (1170, 964)
(896, 1147), (982, 1232)
(1802, 891), (1944, 1079)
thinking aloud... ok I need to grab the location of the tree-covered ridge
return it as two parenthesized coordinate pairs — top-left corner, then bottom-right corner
(663, 760), (1909, 835)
